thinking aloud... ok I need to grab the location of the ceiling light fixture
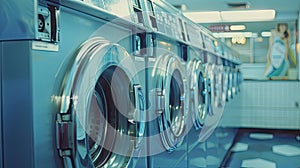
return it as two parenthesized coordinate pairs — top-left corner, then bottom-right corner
(183, 11), (221, 23)
(221, 10), (276, 22)
(183, 9), (276, 23)
(213, 32), (253, 38)
(230, 25), (246, 31)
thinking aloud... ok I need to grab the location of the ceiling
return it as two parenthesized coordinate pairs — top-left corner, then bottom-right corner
(164, 0), (300, 35)
(165, 0), (300, 16)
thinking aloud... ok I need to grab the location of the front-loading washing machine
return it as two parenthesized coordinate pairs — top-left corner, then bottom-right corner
(185, 46), (210, 168)
(199, 55), (217, 141)
(183, 19), (209, 158)
(142, 1), (189, 167)
(186, 47), (209, 133)
(1, 0), (148, 167)
(197, 32), (226, 142)
(145, 33), (188, 168)
(182, 19), (209, 132)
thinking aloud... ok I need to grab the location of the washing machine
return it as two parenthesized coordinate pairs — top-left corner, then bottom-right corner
(1, 0), (148, 167)
(185, 47), (210, 168)
(184, 21), (209, 135)
(141, 1), (189, 167)
(145, 34), (189, 167)
(181, 19), (209, 167)
(197, 32), (226, 142)
(185, 28), (226, 167)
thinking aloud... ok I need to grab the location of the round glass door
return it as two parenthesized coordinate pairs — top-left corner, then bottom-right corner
(56, 37), (145, 168)
(188, 59), (208, 129)
(154, 54), (187, 152)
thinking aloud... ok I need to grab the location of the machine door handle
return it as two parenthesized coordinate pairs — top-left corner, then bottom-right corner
(131, 84), (146, 148)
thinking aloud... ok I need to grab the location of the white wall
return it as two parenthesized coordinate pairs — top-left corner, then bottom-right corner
(220, 81), (300, 129)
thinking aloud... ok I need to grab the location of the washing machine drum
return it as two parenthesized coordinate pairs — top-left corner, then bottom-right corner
(153, 54), (187, 152)
(188, 59), (208, 130)
(56, 37), (145, 168)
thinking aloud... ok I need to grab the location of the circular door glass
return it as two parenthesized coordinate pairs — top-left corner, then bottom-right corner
(169, 69), (185, 137)
(190, 59), (207, 129)
(87, 66), (128, 167)
(57, 38), (145, 168)
(155, 54), (186, 152)
(195, 71), (207, 127)
(87, 85), (110, 166)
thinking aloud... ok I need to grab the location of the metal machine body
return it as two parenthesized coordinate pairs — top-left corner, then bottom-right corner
(1, 0), (148, 167)
(185, 48), (210, 167)
(141, 1), (190, 167)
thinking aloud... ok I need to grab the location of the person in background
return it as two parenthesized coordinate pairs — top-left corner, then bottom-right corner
(264, 23), (290, 79)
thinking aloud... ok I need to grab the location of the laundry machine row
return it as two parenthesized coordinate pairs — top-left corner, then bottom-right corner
(0, 0), (242, 168)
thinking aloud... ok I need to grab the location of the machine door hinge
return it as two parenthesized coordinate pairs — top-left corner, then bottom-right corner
(155, 89), (165, 114)
(56, 113), (73, 157)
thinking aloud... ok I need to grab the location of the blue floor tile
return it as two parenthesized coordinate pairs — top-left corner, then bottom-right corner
(224, 129), (300, 168)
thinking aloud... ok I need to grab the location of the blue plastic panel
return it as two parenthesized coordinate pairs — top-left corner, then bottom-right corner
(0, 0), (36, 40)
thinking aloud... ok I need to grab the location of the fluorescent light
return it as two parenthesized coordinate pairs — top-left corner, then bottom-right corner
(261, 31), (272, 37)
(221, 10), (275, 22)
(230, 25), (246, 31)
(184, 11), (221, 23)
(213, 32), (253, 38)
(184, 9), (276, 23)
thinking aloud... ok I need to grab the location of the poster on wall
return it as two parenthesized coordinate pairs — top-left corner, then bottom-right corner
(264, 23), (298, 80)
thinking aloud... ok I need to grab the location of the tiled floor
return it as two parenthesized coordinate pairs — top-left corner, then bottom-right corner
(224, 129), (300, 168)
